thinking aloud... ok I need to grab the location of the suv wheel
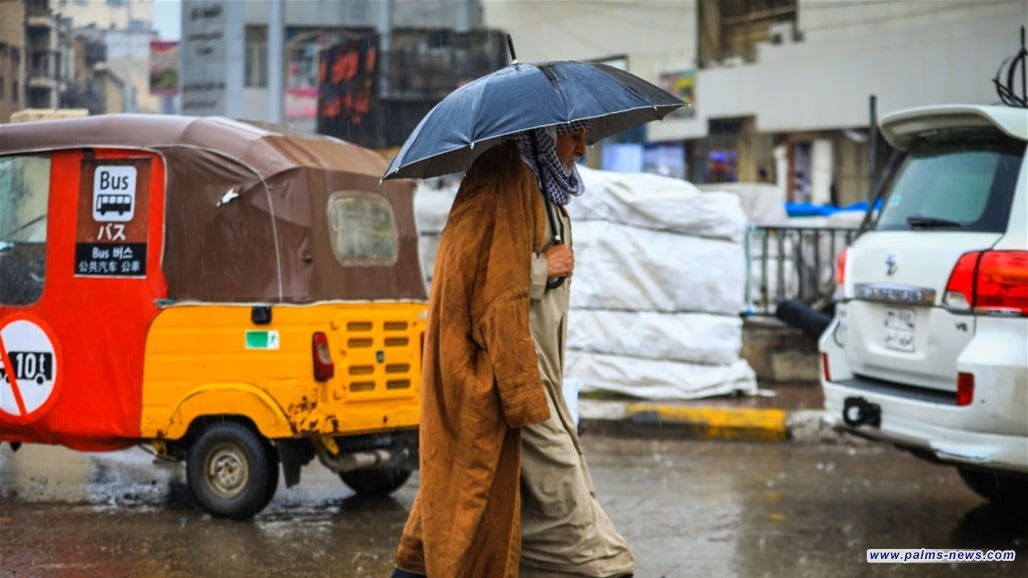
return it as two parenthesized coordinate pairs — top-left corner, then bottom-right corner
(187, 422), (280, 519)
(957, 466), (1028, 509)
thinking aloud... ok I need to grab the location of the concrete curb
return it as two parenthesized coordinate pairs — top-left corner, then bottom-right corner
(578, 400), (857, 444)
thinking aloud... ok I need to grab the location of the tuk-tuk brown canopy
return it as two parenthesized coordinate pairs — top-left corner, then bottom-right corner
(0, 114), (426, 303)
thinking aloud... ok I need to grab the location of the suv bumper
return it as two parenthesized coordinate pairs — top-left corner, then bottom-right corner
(821, 317), (1028, 475)
(823, 383), (1028, 474)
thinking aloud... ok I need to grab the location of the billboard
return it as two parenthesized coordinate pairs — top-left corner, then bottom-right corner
(660, 69), (696, 119)
(317, 34), (378, 129)
(317, 28), (507, 149)
(149, 40), (180, 96)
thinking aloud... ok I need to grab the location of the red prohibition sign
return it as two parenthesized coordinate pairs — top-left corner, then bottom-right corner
(0, 319), (59, 422)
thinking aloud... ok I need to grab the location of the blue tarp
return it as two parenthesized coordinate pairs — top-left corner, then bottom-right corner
(785, 200), (875, 217)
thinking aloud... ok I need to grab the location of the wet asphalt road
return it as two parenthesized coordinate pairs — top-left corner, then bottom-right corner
(1, 436), (1025, 578)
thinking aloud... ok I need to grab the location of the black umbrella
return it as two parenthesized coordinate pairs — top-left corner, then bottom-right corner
(381, 39), (687, 181)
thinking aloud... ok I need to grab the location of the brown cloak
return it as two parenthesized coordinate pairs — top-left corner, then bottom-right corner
(395, 143), (551, 577)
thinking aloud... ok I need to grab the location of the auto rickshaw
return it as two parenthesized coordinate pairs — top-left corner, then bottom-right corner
(0, 114), (427, 519)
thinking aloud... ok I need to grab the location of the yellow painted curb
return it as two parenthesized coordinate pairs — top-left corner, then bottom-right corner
(624, 403), (789, 442)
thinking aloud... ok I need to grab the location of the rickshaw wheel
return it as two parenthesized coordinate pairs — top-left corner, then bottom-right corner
(187, 422), (279, 519)
(339, 467), (412, 497)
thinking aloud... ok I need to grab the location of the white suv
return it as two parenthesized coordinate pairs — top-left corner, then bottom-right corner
(819, 104), (1027, 508)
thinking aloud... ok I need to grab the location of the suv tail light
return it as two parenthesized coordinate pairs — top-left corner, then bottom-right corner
(835, 248), (847, 286)
(943, 250), (1028, 316)
(834, 248), (847, 299)
(957, 372), (974, 406)
(312, 332), (335, 382)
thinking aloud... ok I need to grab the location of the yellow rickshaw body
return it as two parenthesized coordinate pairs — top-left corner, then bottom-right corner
(140, 302), (424, 441)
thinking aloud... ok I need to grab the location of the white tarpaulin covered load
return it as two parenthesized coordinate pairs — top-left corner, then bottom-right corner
(567, 311), (743, 366)
(413, 165), (758, 400)
(571, 169), (747, 242)
(565, 355), (756, 400)
(567, 166), (756, 399)
(414, 185), (459, 284)
(571, 221), (744, 315)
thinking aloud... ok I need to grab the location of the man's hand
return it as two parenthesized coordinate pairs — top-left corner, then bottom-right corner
(544, 244), (574, 278)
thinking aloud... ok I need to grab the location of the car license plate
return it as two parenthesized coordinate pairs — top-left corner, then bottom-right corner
(883, 307), (915, 352)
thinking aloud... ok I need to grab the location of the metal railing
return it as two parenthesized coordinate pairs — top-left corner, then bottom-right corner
(745, 225), (859, 315)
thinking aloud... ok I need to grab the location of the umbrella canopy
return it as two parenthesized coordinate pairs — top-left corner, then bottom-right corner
(382, 60), (686, 180)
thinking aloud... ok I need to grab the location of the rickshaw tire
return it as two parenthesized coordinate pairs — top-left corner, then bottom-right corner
(339, 467), (412, 497)
(186, 421), (279, 520)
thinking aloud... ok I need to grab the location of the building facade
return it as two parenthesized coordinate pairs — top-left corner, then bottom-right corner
(181, 0), (489, 146)
(55, 0), (160, 113)
(54, 0), (153, 31)
(0, 0), (71, 121)
(0, 0), (163, 122)
(6, 0), (1022, 196)
(0, 1), (27, 122)
(487, 0), (1027, 206)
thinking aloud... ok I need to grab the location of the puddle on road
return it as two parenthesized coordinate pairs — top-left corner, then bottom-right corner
(0, 442), (415, 578)
(5, 438), (1025, 578)
(0, 442), (416, 517)
(0, 444), (183, 510)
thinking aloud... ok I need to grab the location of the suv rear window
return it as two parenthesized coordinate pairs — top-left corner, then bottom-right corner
(874, 131), (1023, 233)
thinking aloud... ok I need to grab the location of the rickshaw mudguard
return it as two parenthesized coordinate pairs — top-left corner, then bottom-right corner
(143, 383), (295, 441)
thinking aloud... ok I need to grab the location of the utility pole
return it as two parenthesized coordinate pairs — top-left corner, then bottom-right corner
(867, 94), (877, 201)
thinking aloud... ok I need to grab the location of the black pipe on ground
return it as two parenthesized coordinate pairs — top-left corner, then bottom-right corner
(775, 299), (833, 340)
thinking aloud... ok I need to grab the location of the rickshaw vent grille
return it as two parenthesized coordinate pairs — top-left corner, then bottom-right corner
(350, 381), (375, 392)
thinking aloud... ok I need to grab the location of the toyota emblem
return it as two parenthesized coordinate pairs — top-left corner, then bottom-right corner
(885, 254), (898, 276)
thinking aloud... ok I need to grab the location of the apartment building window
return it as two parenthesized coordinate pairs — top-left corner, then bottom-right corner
(245, 26), (268, 88)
